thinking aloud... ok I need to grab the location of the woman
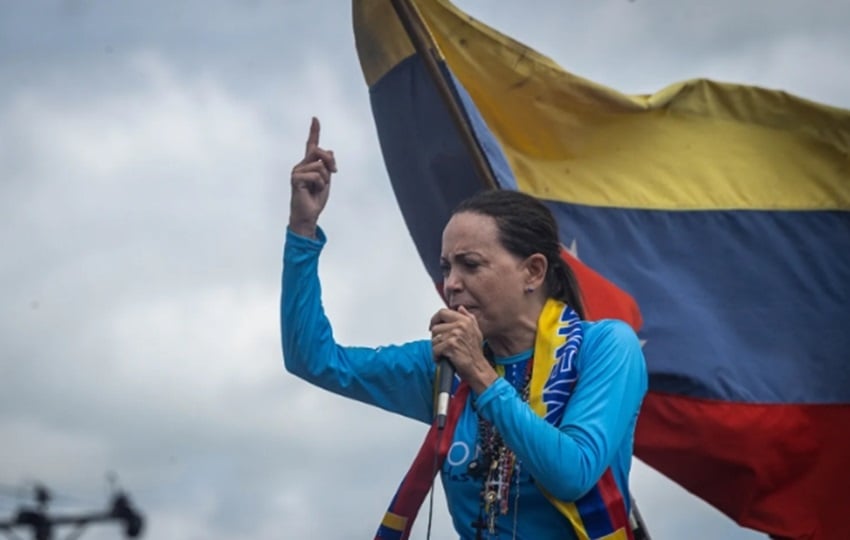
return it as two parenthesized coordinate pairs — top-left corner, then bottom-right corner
(282, 118), (648, 539)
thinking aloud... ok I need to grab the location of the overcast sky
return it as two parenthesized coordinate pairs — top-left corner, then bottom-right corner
(1, 1), (848, 539)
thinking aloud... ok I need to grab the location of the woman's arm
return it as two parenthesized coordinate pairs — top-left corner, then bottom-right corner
(281, 221), (435, 423)
(474, 319), (647, 500)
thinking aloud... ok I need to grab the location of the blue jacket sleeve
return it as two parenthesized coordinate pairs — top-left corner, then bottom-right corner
(474, 319), (647, 501)
(280, 227), (435, 424)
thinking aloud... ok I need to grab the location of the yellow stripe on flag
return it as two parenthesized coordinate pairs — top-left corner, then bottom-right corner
(380, 0), (850, 211)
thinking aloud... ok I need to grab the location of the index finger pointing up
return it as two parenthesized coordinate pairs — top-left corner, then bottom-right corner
(305, 116), (320, 156)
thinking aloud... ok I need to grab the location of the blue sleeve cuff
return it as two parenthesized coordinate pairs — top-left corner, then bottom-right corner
(285, 226), (327, 251)
(473, 377), (515, 418)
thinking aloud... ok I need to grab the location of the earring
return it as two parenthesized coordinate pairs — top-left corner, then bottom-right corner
(524, 286), (534, 293)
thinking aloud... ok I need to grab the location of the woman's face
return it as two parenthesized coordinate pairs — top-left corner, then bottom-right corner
(440, 211), (529, 339)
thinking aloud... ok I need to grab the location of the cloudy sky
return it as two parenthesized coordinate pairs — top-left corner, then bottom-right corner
(1, 1), (847, 538)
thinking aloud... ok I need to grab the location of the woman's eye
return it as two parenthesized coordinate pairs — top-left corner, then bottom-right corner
(439, 263), (450, 276)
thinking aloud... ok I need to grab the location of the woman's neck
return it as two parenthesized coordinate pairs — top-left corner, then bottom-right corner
(485, 310), (540, 358)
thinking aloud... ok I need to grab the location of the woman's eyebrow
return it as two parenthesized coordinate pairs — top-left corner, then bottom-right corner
(454, 251), (481, 259)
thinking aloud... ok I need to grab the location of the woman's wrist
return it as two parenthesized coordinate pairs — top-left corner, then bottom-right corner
(468, 364), (499, 394)
(288, 218), (318, 239)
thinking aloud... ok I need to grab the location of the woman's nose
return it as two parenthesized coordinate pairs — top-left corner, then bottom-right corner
(443, 268), (462, 294)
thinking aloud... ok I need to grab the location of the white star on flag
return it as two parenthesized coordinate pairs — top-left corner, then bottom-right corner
(565, 238), (579, 260)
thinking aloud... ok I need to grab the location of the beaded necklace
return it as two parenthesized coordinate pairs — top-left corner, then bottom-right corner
(468, 356), (533, 539)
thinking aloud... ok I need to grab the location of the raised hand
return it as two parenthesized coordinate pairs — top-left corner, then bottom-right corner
(289, 117), (337, 238)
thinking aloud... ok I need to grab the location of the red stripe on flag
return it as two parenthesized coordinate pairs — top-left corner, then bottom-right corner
(636, 392), (850, 540)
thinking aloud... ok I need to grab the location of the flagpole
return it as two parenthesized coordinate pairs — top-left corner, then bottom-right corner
(389, 0), (498, 190)
(631, 495), (653, 540)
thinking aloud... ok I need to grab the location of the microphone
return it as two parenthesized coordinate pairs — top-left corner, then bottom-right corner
(436, 356), (455, 429)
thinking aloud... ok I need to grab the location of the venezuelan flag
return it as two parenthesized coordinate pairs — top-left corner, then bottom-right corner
(353, 1), (850, 539)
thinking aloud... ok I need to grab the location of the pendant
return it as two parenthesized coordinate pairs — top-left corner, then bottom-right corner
(467, 459), (484, 479)
(486, 502), (497, 534)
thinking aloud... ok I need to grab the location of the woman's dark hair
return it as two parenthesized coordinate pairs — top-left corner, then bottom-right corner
(453, 189), (586, 319)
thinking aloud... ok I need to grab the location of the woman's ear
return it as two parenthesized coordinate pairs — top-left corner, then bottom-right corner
(523, 253), (548, 291)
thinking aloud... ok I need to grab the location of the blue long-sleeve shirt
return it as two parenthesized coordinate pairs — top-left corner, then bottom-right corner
(281, 228), (647, 539)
